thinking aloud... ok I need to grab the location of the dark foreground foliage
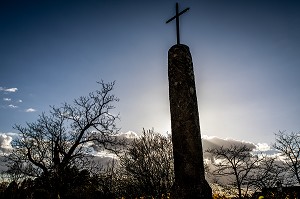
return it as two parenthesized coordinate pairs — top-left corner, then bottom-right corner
(0, 167), (116, 199)
(1, 131), (300, 199)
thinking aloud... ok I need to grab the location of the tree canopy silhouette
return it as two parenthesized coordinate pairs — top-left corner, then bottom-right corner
(274, 131), (300, 184)
(5, 81), (120, 198)
(118, 130), (174, 198)
(206, 144), (259, 199)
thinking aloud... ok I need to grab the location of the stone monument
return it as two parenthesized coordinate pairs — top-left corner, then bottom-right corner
(166, 3), (212, 198)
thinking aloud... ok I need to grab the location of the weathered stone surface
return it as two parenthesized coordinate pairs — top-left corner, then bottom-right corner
(168, 44), (212, 198)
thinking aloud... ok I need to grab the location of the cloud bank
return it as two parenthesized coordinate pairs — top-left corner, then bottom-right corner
(0, 131), (278, 173)
(202, 136), (256, 151)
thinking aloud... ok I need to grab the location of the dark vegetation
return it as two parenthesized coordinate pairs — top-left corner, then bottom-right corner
(1, 81), (300, 198)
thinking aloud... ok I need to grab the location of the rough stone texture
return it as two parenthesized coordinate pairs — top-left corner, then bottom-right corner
(168, 44), (212, 198)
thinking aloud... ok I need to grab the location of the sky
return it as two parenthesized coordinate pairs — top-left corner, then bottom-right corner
(1, 0), (300, 145)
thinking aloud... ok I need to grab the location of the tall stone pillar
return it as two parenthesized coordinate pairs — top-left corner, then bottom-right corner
(168, 44), (212, 198)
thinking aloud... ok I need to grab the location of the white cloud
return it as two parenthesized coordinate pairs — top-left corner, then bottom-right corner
(115, 131), (139, 139)
(8, 104), (18, 108)
(2, 87), (18, 92)
(5, 132), (19, 140)
(17, 99), (22, 103)
(0, 134), (13, 153)
(255, 143), (271, 151)
(94, 150), (118, 159)
(25, 108), (37, 112)
(3, 98), (11, 101)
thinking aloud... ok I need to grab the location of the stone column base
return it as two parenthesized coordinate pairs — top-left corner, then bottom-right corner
(171, 180), (212, 199)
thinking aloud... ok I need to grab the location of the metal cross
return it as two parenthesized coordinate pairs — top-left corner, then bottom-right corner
(166, 3), (190, 45)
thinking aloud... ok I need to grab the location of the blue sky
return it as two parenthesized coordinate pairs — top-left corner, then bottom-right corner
(1, 0), (300, 144)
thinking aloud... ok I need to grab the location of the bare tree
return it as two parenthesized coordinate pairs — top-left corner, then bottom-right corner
(5, 81), (120, 197)
(273, 131), (300, 184)
(206, 144), (259, 199)
(251, 155), (286, 191)
(118, 130), (174, 198)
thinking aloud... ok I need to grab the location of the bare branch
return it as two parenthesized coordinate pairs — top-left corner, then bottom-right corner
(5, 81), (119, 187)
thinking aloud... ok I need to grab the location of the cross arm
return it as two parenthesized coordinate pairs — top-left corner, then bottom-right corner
(166, 7), (190, 24)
